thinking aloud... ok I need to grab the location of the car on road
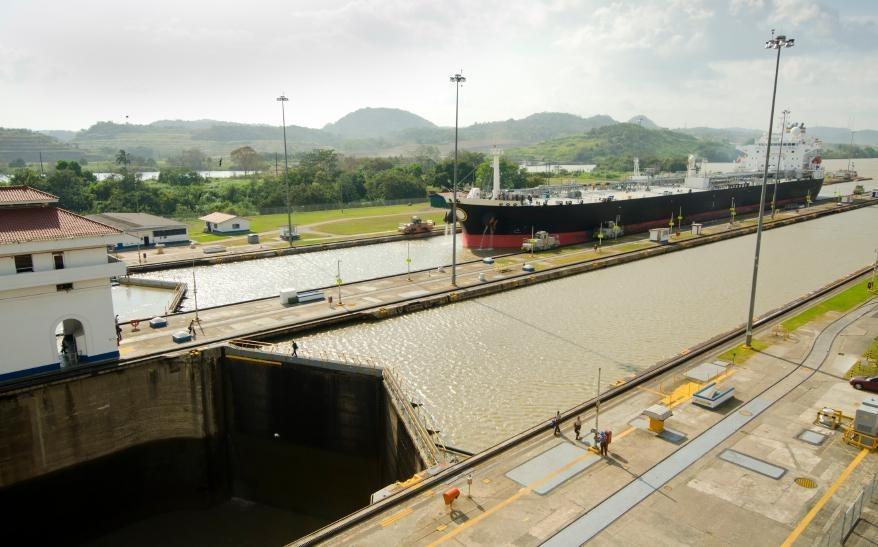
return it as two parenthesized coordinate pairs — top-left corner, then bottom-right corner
(850, 375), (878, 392)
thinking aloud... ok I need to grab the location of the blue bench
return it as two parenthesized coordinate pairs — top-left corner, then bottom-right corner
(692, 382), (735, 409)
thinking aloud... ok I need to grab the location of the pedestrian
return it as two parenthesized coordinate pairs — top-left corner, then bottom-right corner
(328, 295), (333, 308)
(553, 410), (561, 436)
(188, 319), (197, 340)
(605, 429), (612, 454)
(574, 416), (582, 440)
(292, 341), (299, 357)
(115, 315), (123, 343)
(142, 252), (147, 262)
(599, 430), (608, 456)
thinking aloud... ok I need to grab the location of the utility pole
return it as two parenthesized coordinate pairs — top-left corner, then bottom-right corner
(449, 72), (466, 286)
(277, 94), (293, 247)
(336, 259), (343, 305)
(745, 31), (794, 347)
(594, 367), (602, 434)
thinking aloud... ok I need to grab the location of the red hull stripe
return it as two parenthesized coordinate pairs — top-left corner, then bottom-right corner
(462, 198), (804, 249)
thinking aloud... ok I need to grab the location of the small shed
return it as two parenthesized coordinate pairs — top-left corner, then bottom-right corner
(199, 212), (250, 234)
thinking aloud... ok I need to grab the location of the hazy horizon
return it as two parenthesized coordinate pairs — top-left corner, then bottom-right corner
(3, 0), (877, 132)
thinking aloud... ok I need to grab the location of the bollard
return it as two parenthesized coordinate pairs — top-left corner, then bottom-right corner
(443, 487), (460, 511)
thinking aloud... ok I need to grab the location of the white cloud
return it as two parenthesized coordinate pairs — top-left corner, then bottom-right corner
(0, 0), (875, 131)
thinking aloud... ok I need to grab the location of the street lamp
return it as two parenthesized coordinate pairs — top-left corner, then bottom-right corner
(277, 94), (293, 248)
(449, 72), (466, 286)
(744, 31), (794, 347)
(770, 109), (790, 219)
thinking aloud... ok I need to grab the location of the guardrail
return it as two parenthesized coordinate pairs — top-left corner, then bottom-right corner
(817, 473), (878, 546)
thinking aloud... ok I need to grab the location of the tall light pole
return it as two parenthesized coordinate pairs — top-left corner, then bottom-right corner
(277, 94), (293, 247)
(770, 109), (790, 219)
(448, 72), (466, 286)
(744, 31), (794, 347)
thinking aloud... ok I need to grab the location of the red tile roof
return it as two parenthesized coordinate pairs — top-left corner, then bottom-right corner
(0, 206), (121, 245)
(0, 186), (58, 204)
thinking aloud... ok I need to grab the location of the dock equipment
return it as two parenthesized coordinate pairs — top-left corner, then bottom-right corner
(643, 403), (673, 434)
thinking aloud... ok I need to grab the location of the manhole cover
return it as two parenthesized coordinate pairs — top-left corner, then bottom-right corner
(795, 477), (817, 489)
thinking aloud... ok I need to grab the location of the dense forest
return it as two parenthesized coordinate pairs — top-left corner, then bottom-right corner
(5, 149), (543, 218)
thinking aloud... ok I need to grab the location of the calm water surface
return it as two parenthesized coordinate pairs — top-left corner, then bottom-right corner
(135, 234), (464, 311)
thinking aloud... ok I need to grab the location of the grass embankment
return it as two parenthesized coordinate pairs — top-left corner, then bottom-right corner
(717, 339), (770, 365)
(782, 279), (876, 332)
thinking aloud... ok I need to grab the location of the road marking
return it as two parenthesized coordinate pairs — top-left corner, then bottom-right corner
(780, 448), (869, 547)
(381, 507), (413, 528)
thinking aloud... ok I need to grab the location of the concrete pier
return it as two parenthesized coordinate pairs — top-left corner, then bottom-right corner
(295, 271), (878, 546)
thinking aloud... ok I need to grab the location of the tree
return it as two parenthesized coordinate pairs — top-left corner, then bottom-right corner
(115, 150), (130, 170)
(230, 146), (264, 174)
(170, 148), (208, 170)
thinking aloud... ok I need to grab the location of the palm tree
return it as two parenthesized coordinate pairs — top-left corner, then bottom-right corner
(115, 149), (130, 169)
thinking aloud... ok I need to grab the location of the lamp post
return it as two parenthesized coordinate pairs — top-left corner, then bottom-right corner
(744, 31), (794, 347)
(770, 109), (790, 219)
(449, 72), (466, 286)
(277, 94), (293, 247)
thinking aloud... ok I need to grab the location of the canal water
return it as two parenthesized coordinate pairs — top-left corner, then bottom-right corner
(287, 159), (878, 452)
(134, 233), (468, 311)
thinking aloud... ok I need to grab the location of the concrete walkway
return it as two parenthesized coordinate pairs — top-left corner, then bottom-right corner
(308, 287), (878, 546)
(545, 301), (878, 546)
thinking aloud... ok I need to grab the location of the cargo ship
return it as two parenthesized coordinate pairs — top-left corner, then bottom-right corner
(436, 122), (825, 249)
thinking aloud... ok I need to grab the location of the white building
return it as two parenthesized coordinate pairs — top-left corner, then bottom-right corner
(86, 212), (190, 248)
(520, 162), (597, 174)
(0, 186), (131, 381)
(199, 212), (250, 234)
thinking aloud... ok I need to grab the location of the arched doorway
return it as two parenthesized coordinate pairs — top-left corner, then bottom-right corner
(56, 319), (87, 368)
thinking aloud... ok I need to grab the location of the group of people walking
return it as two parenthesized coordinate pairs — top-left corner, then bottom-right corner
(551, 410), (612, 456)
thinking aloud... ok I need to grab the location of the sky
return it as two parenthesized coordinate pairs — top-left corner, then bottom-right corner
(1, 0), (877, 131)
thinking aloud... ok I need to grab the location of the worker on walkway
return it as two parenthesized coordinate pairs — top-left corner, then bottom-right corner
(574, 416), (582, 440)
(188, 319), (197, 340)
(553, 411), (561, 436)
(291, 341), (299, 357)
(115, 315), (122, 343)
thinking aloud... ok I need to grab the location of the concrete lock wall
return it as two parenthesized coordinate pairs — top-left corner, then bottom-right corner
(221, 354), (424, 522)
(0, 347), (423, 542)
(0, 350), (224, 541)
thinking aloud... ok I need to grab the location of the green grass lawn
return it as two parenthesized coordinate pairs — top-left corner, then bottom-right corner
(782, 279), (876, 332)
(182, 202), (431, 240)
(318, 212), (445, 236)
(843, 336), (878, 379)
(717, 338), (770, 365)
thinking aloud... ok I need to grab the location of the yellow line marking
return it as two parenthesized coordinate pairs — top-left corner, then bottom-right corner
(428, 445), (605, 546)
(780, 448), (869, 547)
(224, 355), (282, 366)
(381, 507), (413, 527)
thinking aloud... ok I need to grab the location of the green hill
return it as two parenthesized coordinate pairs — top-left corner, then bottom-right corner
(0, 128), (83, 162)
(627, 115), (660, 129)
(674, 126), (762, 144)
(460, 112), (616, 145)
(513, 123), (739, 169)
(323, 107), (436, 138)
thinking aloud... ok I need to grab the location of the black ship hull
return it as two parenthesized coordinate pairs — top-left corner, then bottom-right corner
(454, 177), (824, 249)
